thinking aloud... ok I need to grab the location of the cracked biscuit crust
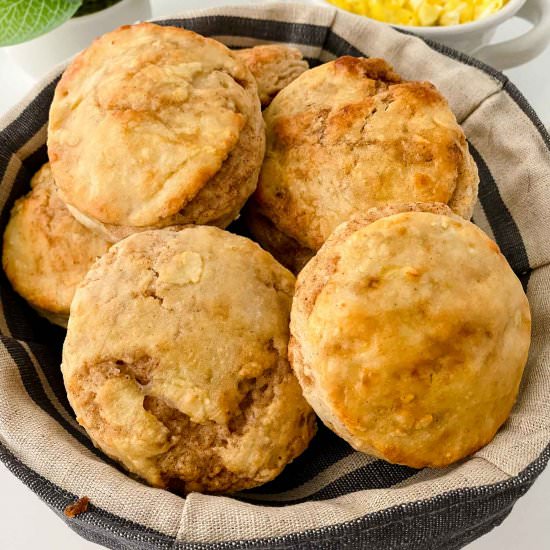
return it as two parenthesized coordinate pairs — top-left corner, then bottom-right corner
(254, 56), (479, 250)
(62, 226), (316, 493)
(235, 44), (309, 107)
(48, 23), (265, 236)
(290, 209), (531, 469)
(2, 163), (111, 326)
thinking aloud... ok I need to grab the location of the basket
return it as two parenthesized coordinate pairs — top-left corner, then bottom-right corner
(0, 3), (549, 549)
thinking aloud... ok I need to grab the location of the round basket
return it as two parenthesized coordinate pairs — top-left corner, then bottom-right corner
(0, 3), (549, 549)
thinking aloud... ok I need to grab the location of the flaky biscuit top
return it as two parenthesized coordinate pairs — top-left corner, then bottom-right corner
(256, 57), (479, 250)
(290, 211), (530, 468)
(48, 23), (261, 228)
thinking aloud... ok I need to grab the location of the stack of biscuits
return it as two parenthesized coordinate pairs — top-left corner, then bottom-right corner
(2, 23), (531, 495)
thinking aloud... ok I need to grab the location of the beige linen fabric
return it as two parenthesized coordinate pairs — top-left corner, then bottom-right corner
(462, 92), (550, 271)
(0, 2), (549, 545)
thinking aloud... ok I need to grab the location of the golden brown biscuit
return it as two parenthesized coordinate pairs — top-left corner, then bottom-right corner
(2, 163), (111, 327)
(253, 56), (479, 251)
(290, 209), (531, 469)
(48, 23), (265, 242)
(62, 226), (316, 493)
(244, 206), (314, 274)
(235, 44), (309, 107)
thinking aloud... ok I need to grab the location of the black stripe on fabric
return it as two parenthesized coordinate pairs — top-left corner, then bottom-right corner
(158, 16), (363, 58)
(469, 144), (532, 289)
(518, 270), (532, 292)
(304, 56), (322, 67)
(0, 269), (69, 345)
(0, 336), (111, 461)
(0, 276), (40, 341)
(26, 339), (76, 421)
(241, 461), (418, 506)
(157, 16), (330, 47)
(0, 157), (30, 234)
(22, 142), (49, 176)
(324, 29), (364, 57)
(0, 77), (59, 156)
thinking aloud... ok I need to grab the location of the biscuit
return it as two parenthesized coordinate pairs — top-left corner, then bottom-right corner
(62, 226), (316, 493)
(2, 163), (111, 327)
(48, 23), (265, 242)
(244, 206), (314, 274)
(235, 44), (309, 107)
(253, 56), (479, 251)
(290, 208), (531, 469)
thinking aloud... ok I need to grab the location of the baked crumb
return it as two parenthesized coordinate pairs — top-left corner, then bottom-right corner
(64, 496), (90, 518)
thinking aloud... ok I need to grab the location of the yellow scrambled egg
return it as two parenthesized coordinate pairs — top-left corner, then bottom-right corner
(326, 0), (508, 26)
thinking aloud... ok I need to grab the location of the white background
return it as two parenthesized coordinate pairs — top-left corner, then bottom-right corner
(0, 1), (549, 549)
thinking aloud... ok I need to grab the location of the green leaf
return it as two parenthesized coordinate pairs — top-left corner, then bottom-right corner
(0, 0), (82, 47)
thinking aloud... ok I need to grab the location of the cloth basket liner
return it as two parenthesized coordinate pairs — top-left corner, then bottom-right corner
(0, 3), (549, 549)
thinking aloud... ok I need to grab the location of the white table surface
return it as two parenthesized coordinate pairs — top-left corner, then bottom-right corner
(0, 1), (549, 549)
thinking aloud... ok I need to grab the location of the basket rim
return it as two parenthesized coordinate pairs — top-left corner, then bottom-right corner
(1, 438), (548, 548)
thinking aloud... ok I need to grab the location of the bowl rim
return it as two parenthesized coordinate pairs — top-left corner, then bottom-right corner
(321, 0), (526, 34)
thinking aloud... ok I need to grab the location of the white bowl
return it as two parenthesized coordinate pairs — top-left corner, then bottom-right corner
(316, 0), (550, 69)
